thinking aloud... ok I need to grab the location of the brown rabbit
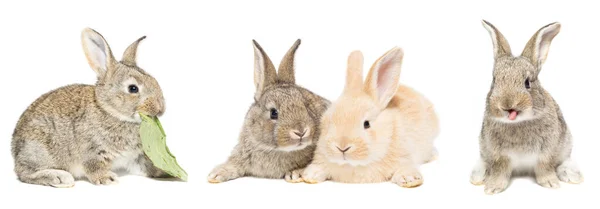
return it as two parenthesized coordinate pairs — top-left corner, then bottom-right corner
(470, 20), (583, 195)
(207, 40), (330, 183)
(11, 28), (169, 187)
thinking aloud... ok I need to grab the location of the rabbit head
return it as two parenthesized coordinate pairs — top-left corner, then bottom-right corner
(318, 48), (404, 166)
(247, 40), (326, 152)
(482, 20), (561, 123)
(81, 28), (165, 123)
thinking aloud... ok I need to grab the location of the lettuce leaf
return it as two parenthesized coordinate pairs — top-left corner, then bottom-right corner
(139, 113), (188, 181)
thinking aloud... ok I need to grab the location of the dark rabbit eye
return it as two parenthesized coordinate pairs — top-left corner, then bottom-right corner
(128, 85), (139, 93)
(270, 108), (278, 120)
(364, 121), (370, 129)
(525, 79), (531, 89)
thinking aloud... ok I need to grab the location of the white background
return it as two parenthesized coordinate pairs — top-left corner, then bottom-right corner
(1, 0), (597, 208)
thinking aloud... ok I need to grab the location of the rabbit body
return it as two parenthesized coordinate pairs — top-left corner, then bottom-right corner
(302, 48), (439, 188)
(11, 28), (168, 187)
(471, 21), (583, 195)
(208, 40), (329, 183)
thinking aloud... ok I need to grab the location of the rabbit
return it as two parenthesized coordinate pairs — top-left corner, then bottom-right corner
(11, 28), (170, 188)
(207, 39), (330, 183)
(470, 20), (583, 195)
(301, 47), (439, 188)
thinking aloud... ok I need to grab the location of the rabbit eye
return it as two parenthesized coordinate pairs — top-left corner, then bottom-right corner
(128, 85), (139, 94)
(270, 108), (278, 120)
(364, 121), (370, 129)
(525, 79), (531, 89)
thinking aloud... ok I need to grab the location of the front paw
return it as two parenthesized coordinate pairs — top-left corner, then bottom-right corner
(284, 168), (304, 183)
(89, 172), (119, 185)
(392, 172), (423, 188)
(470, 167), (486, 186)
(207, 166), (239, 183)
(557, 163), (583, 184)
(302, 165), (327, 184)
(537, 174), (560, 189)
(484, 178), (509, 195)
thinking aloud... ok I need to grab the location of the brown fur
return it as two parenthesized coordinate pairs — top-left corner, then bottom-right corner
(208, 40), (329, 183)
(11, 28), (168, 187)
(471, 20), (583, 195)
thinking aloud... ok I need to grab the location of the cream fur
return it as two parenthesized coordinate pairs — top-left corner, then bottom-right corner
(303, 48), (439, 187)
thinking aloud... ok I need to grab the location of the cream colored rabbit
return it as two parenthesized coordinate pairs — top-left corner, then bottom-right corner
(301, 47), (439, 187)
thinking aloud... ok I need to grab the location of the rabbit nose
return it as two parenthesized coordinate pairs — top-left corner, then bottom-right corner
(289, 127), (310, 140)
(336, 146), (352, 153)
(294, 130), (306, 138)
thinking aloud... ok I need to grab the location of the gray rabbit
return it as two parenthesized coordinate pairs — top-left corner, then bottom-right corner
(208, 40), (330, 183)
(470, 20), (583, 194)
(11, 28), (169, 187)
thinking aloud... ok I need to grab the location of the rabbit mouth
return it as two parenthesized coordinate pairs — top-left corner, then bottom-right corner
(277, 141), (311, 152)
(493, 108), (535, 123)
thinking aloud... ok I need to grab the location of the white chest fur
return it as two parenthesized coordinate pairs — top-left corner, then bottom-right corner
(508, 152), (538, 172)
(111, 150), (146, 176)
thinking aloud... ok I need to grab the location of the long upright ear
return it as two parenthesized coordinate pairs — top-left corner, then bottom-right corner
(344, 50), (364, 94)
(521, 22), (561, 68)
(277, 39), (301, 84)
(122, 36), (146, 66)
(364, 47), (403, 109)
(252, 40), (277, 101)
(482, 20), (512, 58)
(82, 28), (117, 78)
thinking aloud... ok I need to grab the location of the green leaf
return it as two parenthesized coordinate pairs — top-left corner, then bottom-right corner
(139, 113), (188, 181)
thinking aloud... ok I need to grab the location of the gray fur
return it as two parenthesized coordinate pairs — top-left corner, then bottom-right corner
(11, 28), (169, 187)
(473, 20), (583, 194)
(208, 40), (329, 183)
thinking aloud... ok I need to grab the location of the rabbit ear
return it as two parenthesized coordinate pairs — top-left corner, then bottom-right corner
(482, 20), (512, 58)
(521, 22), (561, 68)
(122, 36), (146, 66)
(252, 40), (277, 101)
(81, 28), (117, 78)
(344, 50), (364, 94)
(277, 39), (301, 84)
(364, 47), (404, 109)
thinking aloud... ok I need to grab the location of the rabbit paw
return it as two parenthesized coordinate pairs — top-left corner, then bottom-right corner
(302, 165), (327, 184)
(89, 172), (118, 185)
(470, 163), (486, 186)
(284, 168), (304, 183)
(484, 178), (508, 195)
(392, 172), (423, 188)
(557, 160), (583, 184)
(207, 166), (239, 183)
(35, 169), (75, 188)
(537, 174), (560, 189)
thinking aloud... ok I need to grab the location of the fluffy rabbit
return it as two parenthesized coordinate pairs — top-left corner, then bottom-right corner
(11, 28), (169, 187)
(301, 48), (439, 188)
(207, 40), (330, 183)
(470, 20), (583, 194)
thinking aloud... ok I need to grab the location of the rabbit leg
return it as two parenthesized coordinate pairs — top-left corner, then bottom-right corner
(18, 169), (75, 188)
(484, 156), (511, 195)
(207, 162), (243, 183)
(302, 163), (329, 184)
(138, 154), (171, 178)
(391, 158), (423, 188)
(284, 168), (304, 183)
(84, 157), (118, 185)
(535, 159), (560, 188)
(14, 139), (75, 188)
(470, 158), (487, 185)
(557, 158), (583, 184)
